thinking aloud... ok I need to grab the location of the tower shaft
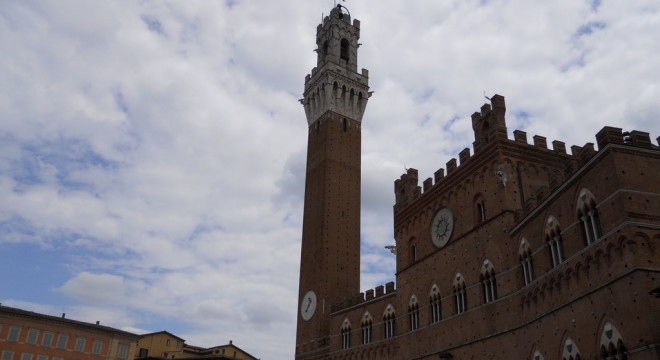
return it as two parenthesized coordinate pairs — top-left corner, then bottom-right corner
(295, 5), (370, 358)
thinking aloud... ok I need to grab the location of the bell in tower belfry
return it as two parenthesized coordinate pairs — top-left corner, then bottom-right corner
(295, 4), (371, 359)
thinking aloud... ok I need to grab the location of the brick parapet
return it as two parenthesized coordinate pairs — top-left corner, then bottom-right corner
(394, 122), (658, 226)
(330, 282), (397, 314)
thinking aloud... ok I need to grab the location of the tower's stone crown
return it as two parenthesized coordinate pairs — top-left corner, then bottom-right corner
(300, 6), (370, 125)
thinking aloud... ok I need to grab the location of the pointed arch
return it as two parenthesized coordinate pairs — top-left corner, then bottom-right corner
(561, 337), (582, 360)
(361, 312), (372, 344)
(429, 284), (442, 323)
(408, 295), (419, 331)
(576, 188), (602, 246)
(546, 215), (565, 267)
(531, 349), (545, 360)
(519, 237), (535, 286)
(480, 259), (498, 303)
(599, 322), (627, 359)
(453, 272), (467, 314)
(341, 318), (351, 350)
(383, 304), (396, 339)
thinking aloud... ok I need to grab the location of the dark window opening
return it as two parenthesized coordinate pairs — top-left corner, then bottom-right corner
(343, 118), (347, 132)
(477, 202), (486, 222)
(580, 208), (602, 246)
(340, 38), (350, 61)
(482, 274), (497, 303)
(411, 244), (417, 262)
(430, 297), (441, 323)
(341, 328), (351, 349)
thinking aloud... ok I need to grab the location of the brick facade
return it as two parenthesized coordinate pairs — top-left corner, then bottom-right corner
(295, 6), (660, 360)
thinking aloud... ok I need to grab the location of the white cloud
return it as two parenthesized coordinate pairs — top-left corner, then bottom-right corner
(57, 272), (126, 304)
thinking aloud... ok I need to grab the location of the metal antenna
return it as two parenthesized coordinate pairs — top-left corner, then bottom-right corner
(484, 91), (491, 101)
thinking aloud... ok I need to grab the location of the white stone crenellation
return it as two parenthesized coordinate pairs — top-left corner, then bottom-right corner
(300, 6), (370, 126)
(301, 66), (370, 125)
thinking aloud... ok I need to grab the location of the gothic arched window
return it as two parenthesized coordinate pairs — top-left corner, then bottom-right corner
(577, 189), (602, 246)
(519, 238), (535, 286)
(429, 284), (442, 323)
(383, 305), (396, 339)
(599, 322), (628, 360)
(453, 273), (467, 314)
(532, 350), (545, 360)
(546, 216), (565, 268)
(480, 260), (497, 303)
(341, 318), (351, 350)
(562, 337), (582, 360)
(361, 312), (372, 344)
(408, 295), (419, 331)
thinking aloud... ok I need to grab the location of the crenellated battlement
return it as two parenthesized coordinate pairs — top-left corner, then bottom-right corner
(393, 96), (660, 213)
(330, 282), (396, 314)
(394, 168), (421, 211)
(472, 94), (508, 152)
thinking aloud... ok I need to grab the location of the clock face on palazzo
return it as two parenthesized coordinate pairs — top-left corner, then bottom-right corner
(300, 290), (317, 321)
(431, 207), (454, 248)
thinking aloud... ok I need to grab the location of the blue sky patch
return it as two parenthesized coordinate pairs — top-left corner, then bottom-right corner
(442, 115), (461, 132)
(113, 87), (130, 115)
(574, 21), (606, 37)
(560, 52), (586, 72)
(141, 15), (165, 35)
(513, 110), (531, 125)
(0, 242), (76, 307)
(16, 139), (118, 189)
(417, 88), (435, 103)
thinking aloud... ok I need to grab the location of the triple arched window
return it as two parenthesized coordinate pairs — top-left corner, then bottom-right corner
(429, 284), (442, 323)
(341, 318), (351, 350)
(577, 189), (603, 246)
(361, 312), (372, 344)
(408, 296), (419, 331)
(383, 305), (396, 339)
(526, 324), (628, 360)
(480, 260), (497, 303)
(599, 322), (628, 359)
(546, 216), (565, 267)
(519, 238), (535, 286)
(453, 273), (468, 314)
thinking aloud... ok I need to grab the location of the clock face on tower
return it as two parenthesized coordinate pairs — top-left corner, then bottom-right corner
(431, 207), (454, 248)
(300, 290), (317, 321)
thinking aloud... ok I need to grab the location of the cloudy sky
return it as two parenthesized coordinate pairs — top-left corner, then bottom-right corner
(1, 0), (658, 359)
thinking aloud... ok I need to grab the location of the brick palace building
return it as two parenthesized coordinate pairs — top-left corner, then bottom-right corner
(294, 5), (660, 360)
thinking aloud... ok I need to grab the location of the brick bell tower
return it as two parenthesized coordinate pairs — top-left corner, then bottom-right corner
(296, 4), (370, 359)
